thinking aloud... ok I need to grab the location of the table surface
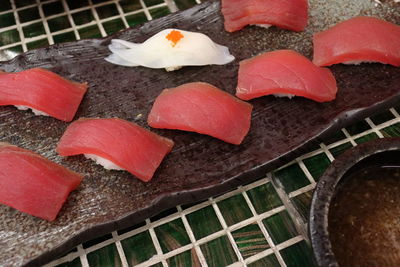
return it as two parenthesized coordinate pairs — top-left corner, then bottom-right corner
(0, 0), (399, 266)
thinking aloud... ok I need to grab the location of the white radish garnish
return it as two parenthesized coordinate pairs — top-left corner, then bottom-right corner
(105, 29), (235, 71)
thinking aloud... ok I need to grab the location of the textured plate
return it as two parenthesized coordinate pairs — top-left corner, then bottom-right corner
(0, 0), (399, 265)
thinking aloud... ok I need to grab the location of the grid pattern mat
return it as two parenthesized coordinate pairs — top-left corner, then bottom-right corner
(0, 1), (400, 266)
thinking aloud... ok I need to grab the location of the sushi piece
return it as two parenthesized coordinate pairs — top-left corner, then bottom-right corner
(0, 142), (83, 221)
(105, 29), (235, 71)
(0, 68), (88, 122)
(221, 0), (308, 32)
(236, 50), (338, 102)
(148, 82), (253, 145)
(313, 16), (400, 67)
(57, 118), (174, 182)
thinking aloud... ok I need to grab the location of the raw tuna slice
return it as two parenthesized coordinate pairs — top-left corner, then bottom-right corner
(147, 82), (253, 145)
(0, 143), (83, 221)
(0, 68), (88, 122)
(313, 16), (400, 67)
(57, 118), (174, 182)
(221, 0), (308, 32)
(236, 50), (338, 102)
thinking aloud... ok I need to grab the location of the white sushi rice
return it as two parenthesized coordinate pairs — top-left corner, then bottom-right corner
(84, 154), (124, 171)
(375, 0), (399, 6)
(165, 66), (183, 72)
(15, 105), (49, 116)
(274, 93), (295, 99)
(342, 60), (377, 65)
(253, 24), (272, 29)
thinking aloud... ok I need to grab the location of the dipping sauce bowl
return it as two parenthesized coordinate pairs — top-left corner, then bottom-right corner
(310, 138), (400, 266)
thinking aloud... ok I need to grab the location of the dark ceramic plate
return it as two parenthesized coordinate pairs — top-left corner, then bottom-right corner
(0, 0), (399, 265)
(310, 138), (400, 266)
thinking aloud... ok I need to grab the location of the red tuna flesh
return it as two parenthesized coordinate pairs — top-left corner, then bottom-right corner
(236, 50), (338, 102)
(147, 82), (253, 145)
(313, 16), (400, 67)
(221, 0), (308, 32)
(57, 118), (174, 182)
(0, 68), (88, 122)
(0, 143), (83, 221)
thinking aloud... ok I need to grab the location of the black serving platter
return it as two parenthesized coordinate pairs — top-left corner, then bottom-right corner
(310, 138), (400, 266)
(0, 0), (399, 265)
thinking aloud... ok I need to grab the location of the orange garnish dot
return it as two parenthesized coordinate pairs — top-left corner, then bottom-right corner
(166, 30), (184, 47)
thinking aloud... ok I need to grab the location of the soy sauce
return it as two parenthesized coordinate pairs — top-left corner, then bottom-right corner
(329, 166), (400, 266)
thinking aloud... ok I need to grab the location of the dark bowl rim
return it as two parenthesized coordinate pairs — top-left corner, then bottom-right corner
(309, 137), (400, 267)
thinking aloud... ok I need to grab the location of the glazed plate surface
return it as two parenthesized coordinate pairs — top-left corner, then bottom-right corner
(0, 0), (399, 265)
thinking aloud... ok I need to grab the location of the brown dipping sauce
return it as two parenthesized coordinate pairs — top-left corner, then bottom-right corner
(329, 166), (400, 266)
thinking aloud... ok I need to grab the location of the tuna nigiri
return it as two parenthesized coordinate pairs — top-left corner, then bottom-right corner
(147, 82), (253, 145)
(221, 0), (308, 32)
(0, 68), (88, 122)
(236, 50), (338, 102)
(313, 16), (400, 67)
(0, 143), (83, 221)
(57, 118), (174, 182)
